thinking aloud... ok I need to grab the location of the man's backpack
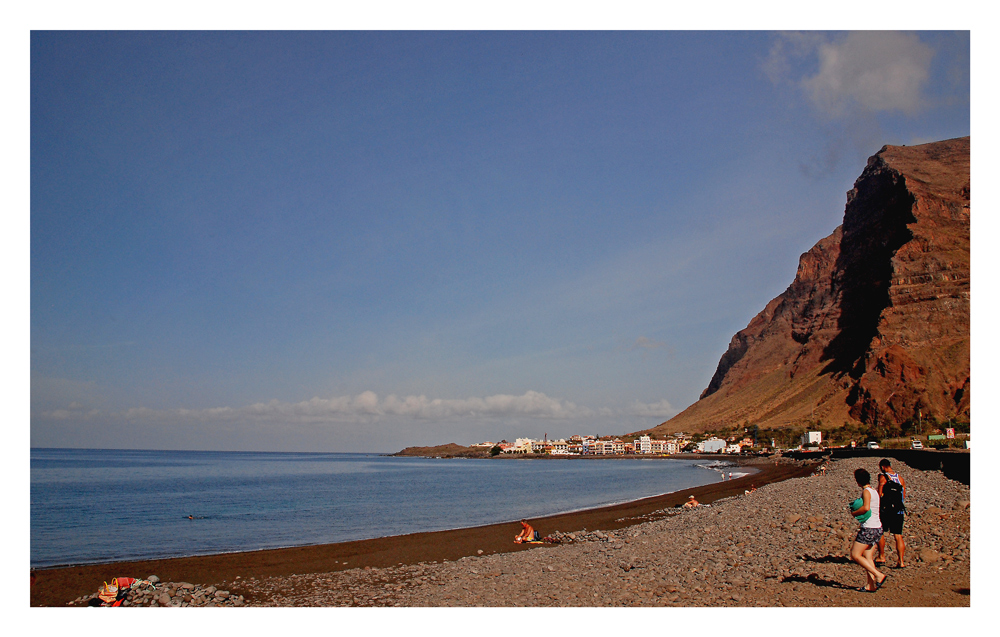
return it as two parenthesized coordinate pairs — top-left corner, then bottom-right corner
(881, 478), (905, 515)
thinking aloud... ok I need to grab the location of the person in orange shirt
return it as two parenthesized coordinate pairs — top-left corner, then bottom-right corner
(515, 520), (537, 543)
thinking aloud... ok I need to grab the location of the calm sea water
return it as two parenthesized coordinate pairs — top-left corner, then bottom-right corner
(30, 448), (750, 568)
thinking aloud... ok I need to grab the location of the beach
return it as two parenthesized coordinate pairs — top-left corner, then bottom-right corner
(33, 455), (969, 607)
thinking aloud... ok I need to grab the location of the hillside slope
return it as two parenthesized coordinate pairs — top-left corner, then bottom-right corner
(651, 137), (970, 436)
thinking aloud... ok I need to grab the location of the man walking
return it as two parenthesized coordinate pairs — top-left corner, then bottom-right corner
(876, 458), (907, 568)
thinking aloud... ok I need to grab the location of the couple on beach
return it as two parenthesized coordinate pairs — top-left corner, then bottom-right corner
(849, 459), (907, 592)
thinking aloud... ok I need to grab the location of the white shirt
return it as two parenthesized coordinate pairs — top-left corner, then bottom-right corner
(862, 485), (882, 529)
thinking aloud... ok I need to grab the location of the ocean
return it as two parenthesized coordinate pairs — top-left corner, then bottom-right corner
(30, 448), (751, 569)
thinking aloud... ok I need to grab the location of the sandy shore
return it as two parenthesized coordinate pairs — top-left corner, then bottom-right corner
(31, 456), (809, 607)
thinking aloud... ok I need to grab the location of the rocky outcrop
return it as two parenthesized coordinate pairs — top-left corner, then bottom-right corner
(392, 443), (490, 458)
(656, 137), (969, 434)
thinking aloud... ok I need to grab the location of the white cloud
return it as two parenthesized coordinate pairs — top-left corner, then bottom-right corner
(625, 399), (676, 418)
(767, 32), (934, 118)
(380, 390), (592, 419)
(33, 386), (695, 436)
(34, 390), (599, 425)
(36, 401), (101, 421)
(631, 336), (667, 351)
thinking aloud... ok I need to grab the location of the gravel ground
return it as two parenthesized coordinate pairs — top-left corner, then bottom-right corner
(234, 457), (970, 607)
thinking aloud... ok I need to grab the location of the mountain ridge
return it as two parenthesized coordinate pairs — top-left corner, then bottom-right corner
(646, 136), (970, 437)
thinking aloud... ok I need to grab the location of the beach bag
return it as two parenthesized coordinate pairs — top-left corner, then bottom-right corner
(97, 577), (145, 606)
(881, 479), (905, 515)
(850, 498), (872, 524)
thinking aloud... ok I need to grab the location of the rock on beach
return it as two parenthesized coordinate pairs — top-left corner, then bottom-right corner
(68, 579), (246, 608)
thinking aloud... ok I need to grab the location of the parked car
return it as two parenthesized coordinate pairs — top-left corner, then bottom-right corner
(866, 441), (880, 449)
(910, 440), (923, 449)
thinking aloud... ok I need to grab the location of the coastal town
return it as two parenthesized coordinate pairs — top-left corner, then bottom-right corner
(465, 425), (971, 457)
(472, 433), (753, 456)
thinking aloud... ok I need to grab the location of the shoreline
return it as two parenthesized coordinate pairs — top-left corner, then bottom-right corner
(31, 454), (751, 572)
(31, 457), (817, 606)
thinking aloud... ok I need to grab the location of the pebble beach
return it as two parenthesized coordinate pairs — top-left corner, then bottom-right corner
(55, 456), (968, 608)
(230, 457), (969, 607)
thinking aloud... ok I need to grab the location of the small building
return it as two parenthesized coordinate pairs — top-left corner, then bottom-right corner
(702, 438), (726, 453)
(637, 435), (652, 454)
(801, 431), (822, 446)
(649, 439), (668, 454)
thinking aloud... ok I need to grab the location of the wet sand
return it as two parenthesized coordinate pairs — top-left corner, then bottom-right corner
(31, 457), (815, 607)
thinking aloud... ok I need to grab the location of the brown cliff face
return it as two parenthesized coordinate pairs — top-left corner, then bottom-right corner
(656, 136), (970, 435)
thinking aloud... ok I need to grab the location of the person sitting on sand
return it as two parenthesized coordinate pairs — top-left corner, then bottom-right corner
(849, 468), (888, 593)
(682, 495), (699, 508)
(515, 520), (537, 543)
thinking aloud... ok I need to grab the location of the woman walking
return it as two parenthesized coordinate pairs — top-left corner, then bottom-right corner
(849, 468), (889, 592)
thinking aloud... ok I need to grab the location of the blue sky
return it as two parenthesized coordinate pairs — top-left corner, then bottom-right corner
(30, 30), (971, 452)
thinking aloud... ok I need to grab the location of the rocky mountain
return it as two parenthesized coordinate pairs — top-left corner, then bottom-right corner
(652, 137), (970, 436)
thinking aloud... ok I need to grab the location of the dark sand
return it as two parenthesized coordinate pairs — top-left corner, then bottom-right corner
(30, 458), (815, 607)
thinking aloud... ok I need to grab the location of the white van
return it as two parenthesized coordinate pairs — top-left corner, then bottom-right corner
(910, 440), (923, 449)
(866, 441), (880, 449)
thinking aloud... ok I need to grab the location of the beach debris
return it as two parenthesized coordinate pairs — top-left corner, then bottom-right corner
(79, 577), (158, 607)
(69, 578), (246, 607)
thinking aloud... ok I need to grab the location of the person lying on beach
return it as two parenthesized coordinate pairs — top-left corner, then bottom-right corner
(515, 520), (537, 543)
(682, 495), (699, 508)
